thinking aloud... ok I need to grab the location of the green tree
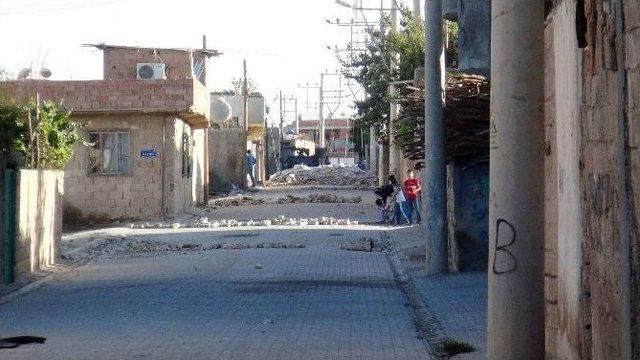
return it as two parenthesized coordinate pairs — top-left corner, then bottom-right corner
(341, 9), (425, 146)
(0, 99), (27, 155)
(31, 100), (83, 169)
(0, 96), (82, 170)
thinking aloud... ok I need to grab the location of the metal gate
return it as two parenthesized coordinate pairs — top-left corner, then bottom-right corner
(1, 167), (16, 285)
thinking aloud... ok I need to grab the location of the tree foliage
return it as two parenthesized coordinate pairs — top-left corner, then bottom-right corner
(341, 8), (425, 144)
(0, 99), (27, 155)
(0, 97), (83, 170)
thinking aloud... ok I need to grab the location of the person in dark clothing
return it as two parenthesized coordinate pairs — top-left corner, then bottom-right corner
(246, 150), (257, 187)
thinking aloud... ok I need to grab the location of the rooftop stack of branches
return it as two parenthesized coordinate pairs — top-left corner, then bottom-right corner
(394, 71), (490, 167)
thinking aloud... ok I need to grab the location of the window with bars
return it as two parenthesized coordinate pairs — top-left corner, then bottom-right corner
(87, 131), (131, 175)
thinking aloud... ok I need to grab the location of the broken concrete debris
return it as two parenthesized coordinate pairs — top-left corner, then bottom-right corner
(128, 216), (360, 229)
(266, 164), (376, 188)
(207, 192), (362, 209)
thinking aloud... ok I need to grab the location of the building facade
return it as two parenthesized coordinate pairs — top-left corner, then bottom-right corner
(1, 44), (218, 222)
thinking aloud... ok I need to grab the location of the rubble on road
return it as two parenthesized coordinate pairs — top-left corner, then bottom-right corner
(207, 192), (362, 209)
(128, 215), (361, 230)
(275, 193), (361, 204)
(208, 195), (266, 208)
(266, 164), (376, 188)
(62, 235), (308, 261)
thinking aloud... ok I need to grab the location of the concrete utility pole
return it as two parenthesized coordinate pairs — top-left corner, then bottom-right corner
(388, 0), (402, 178)
(279, 90), (284, 137)
(293, 98), (298, 134)
(243, 59), (249, 132)
(369, 125), (378, 172)
(423, 0), (447, 275)
(487, 1), (545, 358)
(413, 0), (421, 17)
(319, 73), (325, 148)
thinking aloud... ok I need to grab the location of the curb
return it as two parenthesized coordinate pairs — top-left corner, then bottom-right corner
(0, 239), (101, 305)
(382, 231), (449, 359)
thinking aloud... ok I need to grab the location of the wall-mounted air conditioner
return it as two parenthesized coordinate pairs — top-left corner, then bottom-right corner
(136, 63), (166, 80)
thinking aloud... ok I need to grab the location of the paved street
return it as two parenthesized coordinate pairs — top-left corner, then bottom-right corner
(1, 248), (429, 359)
(0, 189), (432, 360)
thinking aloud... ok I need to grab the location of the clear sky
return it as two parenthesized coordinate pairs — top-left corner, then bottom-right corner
(0, 0), (416, 125)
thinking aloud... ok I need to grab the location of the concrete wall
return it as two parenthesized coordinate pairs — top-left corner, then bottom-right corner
(543, 1), (640, 358)
(209, 128), (245, 193)
(15, 170), (63, 276)
(103, 47), (211, 86)
(446, 163), (489, 272)
(545, 3), (587, 357)
(1, 79), (209, 126)
(64, 114), (203, 222)
(442, 0), (491, 76)
(544, 14), (560, 357)
(164, 118), (205, 217)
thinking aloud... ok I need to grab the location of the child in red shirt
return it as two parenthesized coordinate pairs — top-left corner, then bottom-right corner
(403, 170), (422, 224)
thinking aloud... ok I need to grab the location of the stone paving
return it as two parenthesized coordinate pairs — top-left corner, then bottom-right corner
(410, 271), (487, 359)
(0, 248), (430, 359)
(1, 187), (490, 359)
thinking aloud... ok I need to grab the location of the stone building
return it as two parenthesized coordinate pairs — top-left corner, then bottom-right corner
(0, 44), (221, 222)
(298, 118), (355, 162)
(542, 1), (640, 358)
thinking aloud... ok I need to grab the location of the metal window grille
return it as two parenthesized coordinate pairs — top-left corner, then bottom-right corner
(87, 131), (131, 175)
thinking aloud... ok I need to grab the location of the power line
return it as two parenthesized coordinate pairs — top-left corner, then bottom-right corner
(0, 0), (131, 15)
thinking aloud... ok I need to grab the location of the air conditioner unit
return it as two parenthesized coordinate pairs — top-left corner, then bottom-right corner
(136, 63), (166, 80)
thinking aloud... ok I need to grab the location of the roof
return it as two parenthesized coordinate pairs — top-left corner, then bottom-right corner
(84, 43), (223, 57)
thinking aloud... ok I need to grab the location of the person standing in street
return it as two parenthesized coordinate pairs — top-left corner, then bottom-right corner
(403, 169), (422, 224)
(246, 149), (257, 187)
(389, 175), (410, 225)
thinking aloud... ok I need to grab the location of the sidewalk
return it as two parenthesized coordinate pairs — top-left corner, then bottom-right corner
(389, 226), (487, 359)
(410, 270), (487, 359)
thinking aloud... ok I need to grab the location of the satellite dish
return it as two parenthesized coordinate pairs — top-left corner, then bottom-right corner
(210, 96), (232, 123)
(39, 68), (52, 79)
(17, 68), (31, 79)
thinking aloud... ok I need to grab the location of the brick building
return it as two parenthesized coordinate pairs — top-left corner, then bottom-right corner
(297, 118), (355, 157)
(0, 44), (221, 221)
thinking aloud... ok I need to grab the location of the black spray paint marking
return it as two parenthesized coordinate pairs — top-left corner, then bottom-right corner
(492, 219), (518, 275)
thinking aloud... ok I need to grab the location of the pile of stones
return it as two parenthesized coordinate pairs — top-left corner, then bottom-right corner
(266, 164), (376, 188)
(129, 215), (360, 229)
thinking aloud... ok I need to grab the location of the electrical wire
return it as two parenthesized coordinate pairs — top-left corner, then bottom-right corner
(0, 0), (131, 15)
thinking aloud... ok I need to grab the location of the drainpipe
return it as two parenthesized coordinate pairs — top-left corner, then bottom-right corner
(487, 1), (545, 358)
(423, 0), (447, 274)
(161, 117), (168, 220)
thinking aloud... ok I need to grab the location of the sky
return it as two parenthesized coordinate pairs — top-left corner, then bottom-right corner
(0, 0), (416, 125)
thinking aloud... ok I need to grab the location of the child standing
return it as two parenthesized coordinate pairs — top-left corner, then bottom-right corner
(376, 198), (391, 224)
(389, 175), (410, 225)
(403, 169), (423, 224)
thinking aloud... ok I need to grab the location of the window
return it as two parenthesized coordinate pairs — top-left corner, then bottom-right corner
(87, 131), (131, 175)
(181, 132), (192, 177)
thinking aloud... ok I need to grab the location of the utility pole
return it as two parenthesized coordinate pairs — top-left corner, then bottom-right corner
(243, 59), (249, 132)
(413, 0), (421, 17)
(423, 0), (446, 275)
(319, 73), (325, 148)
(388, 0), (400, 179)
(487, 0), (545, 358)
(242, 59), (249, 190)
(279, 90), (284, 137)
(294, 98), (299, 134)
